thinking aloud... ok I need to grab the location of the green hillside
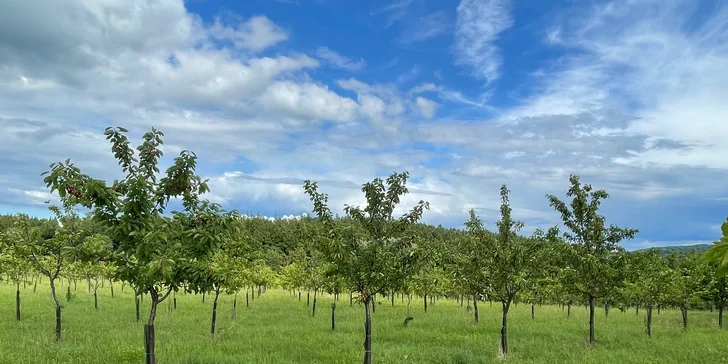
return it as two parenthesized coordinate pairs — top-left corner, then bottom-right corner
(641, 244), (712, 255)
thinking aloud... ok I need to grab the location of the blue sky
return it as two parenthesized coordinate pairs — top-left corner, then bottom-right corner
(0, 0), (726, 250)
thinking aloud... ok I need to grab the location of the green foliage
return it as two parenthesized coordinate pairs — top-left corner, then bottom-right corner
(303, 171), (429, 299)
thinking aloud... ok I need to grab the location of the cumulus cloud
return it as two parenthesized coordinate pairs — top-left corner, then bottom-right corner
(0, 0), (725, 249)
(208, 14), (289, 52)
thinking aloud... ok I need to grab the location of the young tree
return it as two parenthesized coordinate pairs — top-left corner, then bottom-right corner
(0, 226), (32, 321)
(42, 127), (224, 364)
(303, 171), (429, 364)
(466, 185), (552, 356)
(669, 251), (709, 330)
(17, 208), (82, 341)
(632, 249), (670, 337)
(546, 174), (638, 346)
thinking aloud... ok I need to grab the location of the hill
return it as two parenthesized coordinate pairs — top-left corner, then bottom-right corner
(640, 244), (712, 255)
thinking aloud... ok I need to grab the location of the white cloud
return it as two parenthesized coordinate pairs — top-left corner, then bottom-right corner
(414, 97), (438, 119)
(208, 14), (288, 52)
(455, 0), (513, 83)
(315, 47), (366, 71)
(260, 81), (360, 122)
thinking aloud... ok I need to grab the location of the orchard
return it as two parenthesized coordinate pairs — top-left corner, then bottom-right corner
(1, 127), (727, 364)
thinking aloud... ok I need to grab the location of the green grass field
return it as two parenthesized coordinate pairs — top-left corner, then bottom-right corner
(1, 281), (727, 364)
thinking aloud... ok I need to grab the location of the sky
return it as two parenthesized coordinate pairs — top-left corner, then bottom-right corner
(0, 0), (726, 250)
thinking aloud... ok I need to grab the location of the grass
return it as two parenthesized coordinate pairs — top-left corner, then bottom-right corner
(1, 280), (727, 363)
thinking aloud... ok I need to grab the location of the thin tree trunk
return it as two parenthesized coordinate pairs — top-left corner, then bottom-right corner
(312, 289), (318, 317)
(258, 286), (261, 298)
(202, 291), (205, 303)
(473, 295), (479, 323)
(531, 303), (535, 319)
(391, 290), (395, 307)
(567, 302), (572, 317)
(605, 301), (610, 317)
(50, 278), (62, 341)
(94, 290), (98, 309)
(33, 277), (38, 293)
(173, 292), (176, 310)
(211, 287), (220, 335)
(407, 294), (412, 316)
(232, 292), (237, 319)
(135, 294), (141, 322)
(588, 295), (596, 345)
(363, 297), (372, 364)
(307, 290), (310, 306)
(500, 301), (510, 356)
(331, 303), (336, 331)
(424, 294), (428, 313)
(349, 291), (353, 305)
(110, 280), (115, 298)
(16, 284), (21, 321)
(681, 305), (688, 330)
(246, 291), (249, 308)
(646, 304), (653, 338)
(720, 304), (724, 329)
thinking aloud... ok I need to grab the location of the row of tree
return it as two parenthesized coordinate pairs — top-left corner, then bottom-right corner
(0, 126), (726, 364)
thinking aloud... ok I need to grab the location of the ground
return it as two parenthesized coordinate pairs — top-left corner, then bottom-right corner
(1, 281), (727, 363)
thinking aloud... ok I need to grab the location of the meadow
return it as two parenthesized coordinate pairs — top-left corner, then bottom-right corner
(1, 281), (727, 364)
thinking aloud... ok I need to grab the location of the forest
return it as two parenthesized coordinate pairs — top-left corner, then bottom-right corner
(1, 127), (727, 364)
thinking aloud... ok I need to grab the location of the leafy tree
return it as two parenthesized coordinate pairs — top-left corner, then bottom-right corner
(466, 185), (551, 356)
(303, 171), (429, 364)
(631, 249), (670, 337)
(546, 174), (638, 346)
(17, 208), (82, 341)
(668, 251), (709, 330)
(703, 218), (728, 273)
(0, 225), (32, 320)
(42, 127), (225, 364)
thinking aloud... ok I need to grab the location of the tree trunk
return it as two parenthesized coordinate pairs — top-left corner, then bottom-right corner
(460, 295), (463, 307)
(424, 294), (428, 313)
(144, 290), (162, 364)
(258, 286), (261, 298)
(250, 286), (254, 301)
(646, 305), (653, 338)
(605, 301), (610, 317)
(246, 291), (249, 308)
(407, 294), (412, 316)
(363, 297), (372, 364)
(500, 301), (510, 356)
(50, 278), (62, 341)
(681, 305), (688, 331)
(94, 291), (98, 309)
(312, 289), (318, 317)
(33, 277), (38, 293)
(173, 292), (176, 310)
(588, 295), (596, 346)
(110, 280), (115, 298)
(349, 291), (353, 305)
(307, 290), (310, 306)
(331, 303), (336, 331)
(232, 292), (237, 320)
(16, 284), (21, 321)
(531, 303), (535, 319)
(372, 293), (376, 313)
(299, 291), (302, 301)
(87, 277), (91, 293)
(135, 295), (141, 322)
(636, 304), (639, 315)
(719, 304), (724, 329)
(473, 295), (479, 324)
(202, 291), (205, 303)
(391, 290), (395, 307)
(567, 302), (571, 317)
(211, 287), (220, 336)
